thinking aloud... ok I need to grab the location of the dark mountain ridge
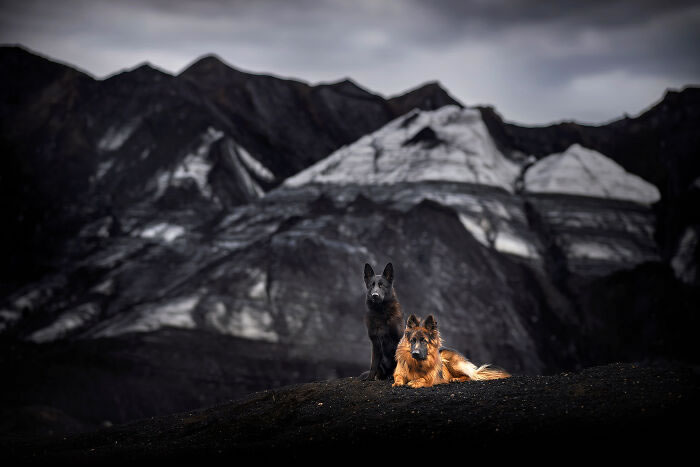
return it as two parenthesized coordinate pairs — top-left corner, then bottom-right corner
(0, 45), (461, 291)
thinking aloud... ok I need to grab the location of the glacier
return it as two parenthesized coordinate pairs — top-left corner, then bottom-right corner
(524, 144), (661, 204)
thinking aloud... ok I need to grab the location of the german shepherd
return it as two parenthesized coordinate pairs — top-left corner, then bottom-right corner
(393, 314), (510, 388)
(360, 262), (404, 381)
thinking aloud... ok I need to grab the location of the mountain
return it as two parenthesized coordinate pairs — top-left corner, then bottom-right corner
(0, 46), (698, 431)
(0, 46), (460, 291)
(480, 88), (700, 261)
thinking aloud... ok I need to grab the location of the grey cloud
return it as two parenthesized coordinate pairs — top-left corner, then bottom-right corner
(0, 0), (698, 123)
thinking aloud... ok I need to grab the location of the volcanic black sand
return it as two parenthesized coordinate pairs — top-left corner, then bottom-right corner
(3, 362), (698, 463)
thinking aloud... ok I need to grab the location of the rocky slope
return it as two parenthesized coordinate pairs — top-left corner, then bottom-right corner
(481, 88), (700, 264)
(0, 46), (460, 290)
(4, 363), (698, 462)
(1, 47), (698, 432)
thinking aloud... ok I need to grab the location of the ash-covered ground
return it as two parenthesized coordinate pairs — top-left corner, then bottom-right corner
(4, 362), (698, 463)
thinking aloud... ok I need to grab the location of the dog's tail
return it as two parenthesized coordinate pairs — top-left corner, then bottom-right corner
(454, 359), (511, 381)
(471, 364), (510, 380)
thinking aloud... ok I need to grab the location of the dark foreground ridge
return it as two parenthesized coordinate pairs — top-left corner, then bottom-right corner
(4, 362), (699, 462)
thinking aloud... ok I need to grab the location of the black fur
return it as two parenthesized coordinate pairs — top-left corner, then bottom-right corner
(361, 262), (404, 381)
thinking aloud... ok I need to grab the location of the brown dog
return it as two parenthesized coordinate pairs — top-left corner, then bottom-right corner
(393, 314), (510, 388)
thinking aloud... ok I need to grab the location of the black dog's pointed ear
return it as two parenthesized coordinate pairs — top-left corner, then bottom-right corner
(406, 314), (419, 329)
(364, 263), (374, 288)
(382, 262), (394, 283)
(424, 315), (438, 332)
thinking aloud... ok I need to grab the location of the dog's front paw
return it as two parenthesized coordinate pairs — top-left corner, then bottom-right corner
(407, 380), (421, 388)
(392, 380), (404, 387)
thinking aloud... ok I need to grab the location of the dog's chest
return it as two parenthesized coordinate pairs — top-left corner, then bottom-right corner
(365, 313), (399, 338)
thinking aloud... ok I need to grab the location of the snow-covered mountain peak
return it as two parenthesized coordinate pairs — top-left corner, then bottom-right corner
(524, 144), (661, 204)
(283, 105), (521, 192)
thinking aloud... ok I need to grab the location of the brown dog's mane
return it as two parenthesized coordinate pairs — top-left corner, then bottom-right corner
(393, 315), (445, 387)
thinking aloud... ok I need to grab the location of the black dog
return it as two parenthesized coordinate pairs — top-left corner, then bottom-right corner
(360, 262), (404, 381)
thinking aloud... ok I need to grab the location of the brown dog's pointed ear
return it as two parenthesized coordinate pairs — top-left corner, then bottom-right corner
(364, 263), (374, 288)
(406, 314), (419, 329)
(424, 315), (438, 332)
(382, 262), (394, 283)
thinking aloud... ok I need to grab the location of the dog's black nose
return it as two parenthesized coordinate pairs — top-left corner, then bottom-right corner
(371, 293), (380, 300)
(411, 351), (421, 359)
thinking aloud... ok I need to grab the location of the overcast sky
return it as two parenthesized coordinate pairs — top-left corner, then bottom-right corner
(1, 0), (698, 124)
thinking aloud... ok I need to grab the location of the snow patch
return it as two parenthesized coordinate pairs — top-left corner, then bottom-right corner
(91, 278), (115, 295)
(13, 289), (42, 311)
(94, 296), (199, 338)
(671, 226), (698, 284)
(248, 274), (267, 300)
(458, 213), (491, 246)
(237, 146), (275, 182)
(284, 106), (520, 192)
(568, 241), (634, 261)
(205, 302), (278, 342)
(525, 144), (660, 204)
(156, 127), (224, 199)
(96, 159), (115, 180)
(98, 119), (141, 151)
(172, 154), (213, 198)
(28, 303), (98, 343)
(494, 232), (539, 259)
(139, 223), (185, 242)
(0, 309), (20, 332)
(459, 213), (539, 259)
(224, 139), (265, 199)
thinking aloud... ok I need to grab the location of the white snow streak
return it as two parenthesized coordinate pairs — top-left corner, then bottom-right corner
(156, 127), (224, 199)
(139, 223), (185, 242)
(525, 144), (660, 204)
(204, 302), (278, 342)
(98, 119), (141, 151)
(28, 303), (98, 343)
(237, 146), (275, 182)
(94, 296), (199, 338)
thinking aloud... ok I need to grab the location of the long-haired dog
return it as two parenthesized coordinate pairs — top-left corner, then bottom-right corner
(360, 262), (404, 380)
(393, 314), (510, 388)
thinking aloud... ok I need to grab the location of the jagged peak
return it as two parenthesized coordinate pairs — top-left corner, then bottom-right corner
(387, 80), (463, 116)
(315, 77), (380, 98)
(390, 80), (458, 102)
(103, 62), (172, 82)
(642, 85), (700, 115)
(178, 54), (312, 90)
(179, 53), (234, 76)
(324, 77), (360, 88)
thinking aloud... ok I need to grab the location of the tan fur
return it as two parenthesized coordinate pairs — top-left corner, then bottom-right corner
(392, 316), (510, 388)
